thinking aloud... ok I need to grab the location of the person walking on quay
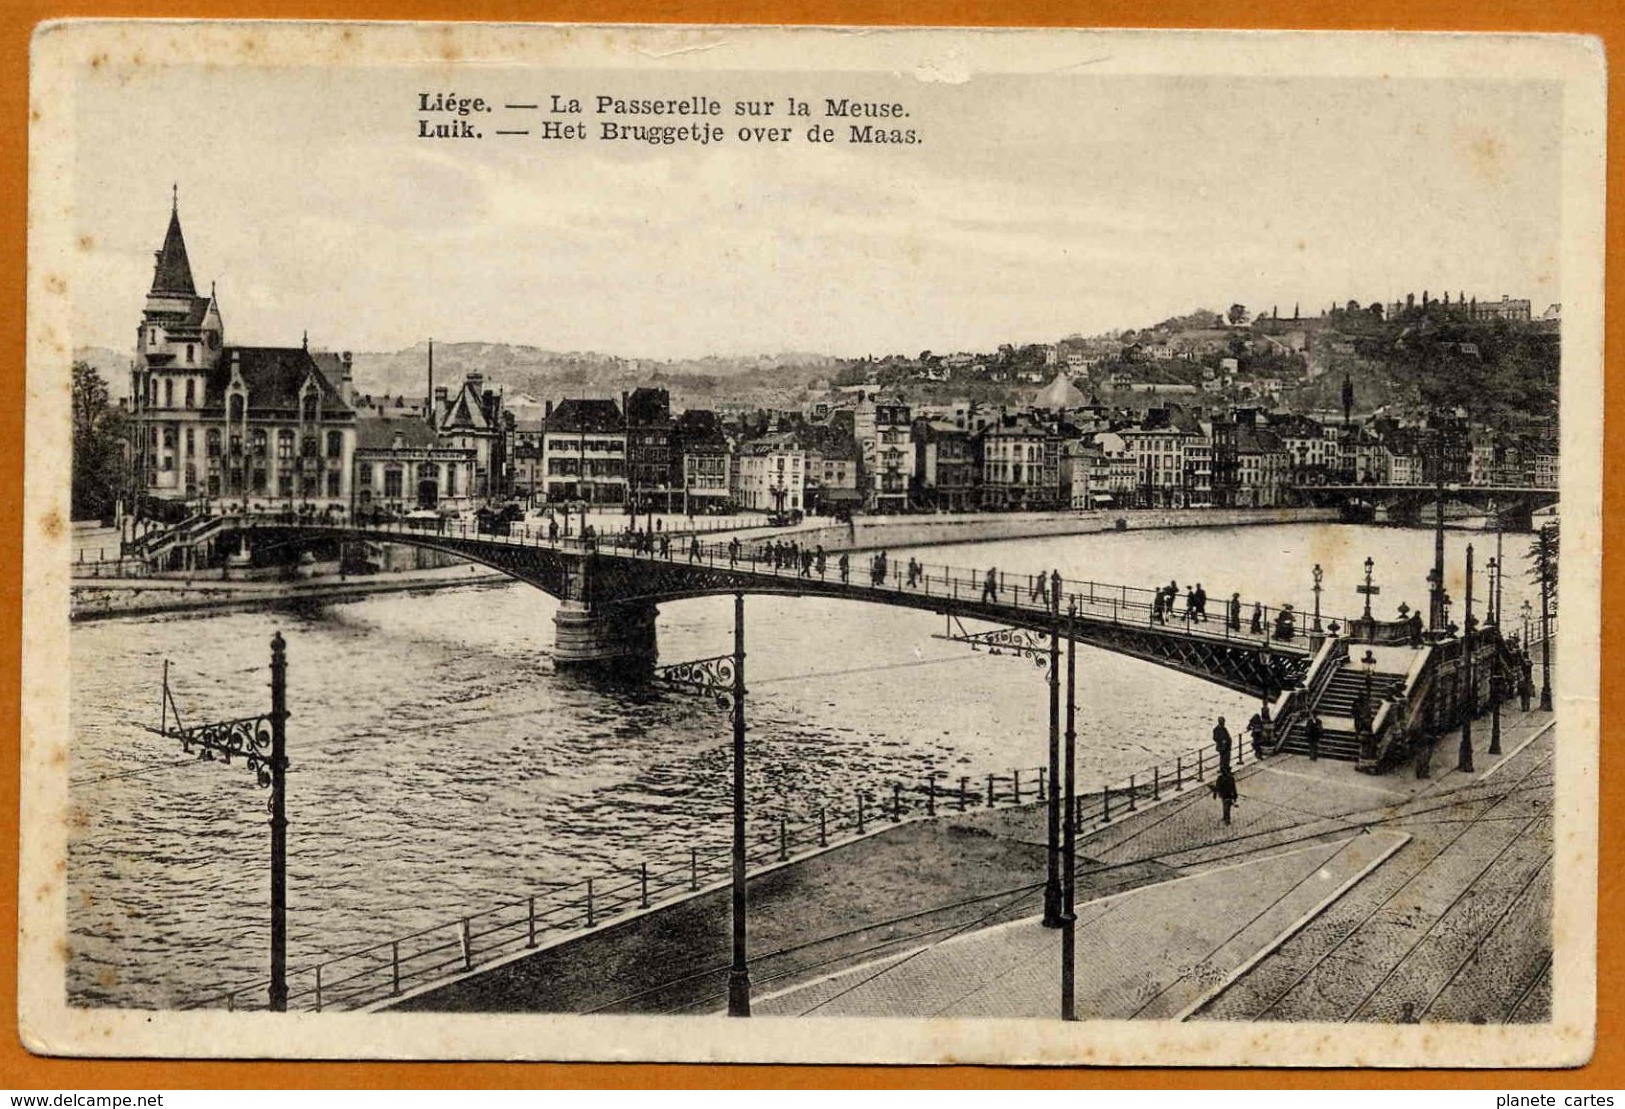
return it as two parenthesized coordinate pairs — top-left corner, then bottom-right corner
(800, 547), (813, 578)
(1213, 715), (1233, 773)
(815, 545), (826, 578)
(1250, 601), (1264, 634)
(1246, 711), (1265, 757)
(1229, 592), (1242, 631)
(983, 567), (1000, 604)
(1519, 668), (1534, 712)
(1305, 712), (1324, 761)
(548, 516), (559, 542)
(839, 552), (850, 584)
(1211, 766), (1239, 826)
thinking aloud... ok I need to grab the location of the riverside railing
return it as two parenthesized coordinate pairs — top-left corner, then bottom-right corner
(191, 727), (1248, 1014)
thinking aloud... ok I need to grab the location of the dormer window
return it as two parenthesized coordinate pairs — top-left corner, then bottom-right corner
(302, 393), (318, 422)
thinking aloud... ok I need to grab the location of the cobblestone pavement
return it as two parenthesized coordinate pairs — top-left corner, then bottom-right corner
(754, 698), (1555, 1022)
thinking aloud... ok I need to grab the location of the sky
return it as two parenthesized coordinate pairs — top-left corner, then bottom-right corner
(68, 61), (1563, 360)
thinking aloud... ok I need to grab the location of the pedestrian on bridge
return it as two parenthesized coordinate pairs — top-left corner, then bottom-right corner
(1250, 601), (1264, 635)
(839, 552), (850, 584)
(1228, 592), (1242, 631)
(1194, 583), (1208, 621)
(1051, 569), (1062, 614)
(982, 567), (999, 604)
(1185, 586), (1198, 622)
(1213, 716), (1233, 773)
(907, 557), (921, 588)
(659, 532), (670, 559)
(729, 537), (740, 567)
(800, 547), (813, 578)
(815, 545), (826, 578)
(689, 536), (702, 564)
(1211, 766), (1239, 826)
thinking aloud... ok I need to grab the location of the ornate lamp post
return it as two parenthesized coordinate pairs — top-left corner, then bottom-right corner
(655, 596), (752, 1016)
(1458, 544), (1475, 773)
(149, 634), (290, 1010)
(1487, 554), (1502, 756)
(1311, 563), (1324, 634)
(1522, 599), (1533, 657)
(1061, 599), (1078, 1021)
(1359, 648), (1377, 763)
(1538, 523), (1554, 712)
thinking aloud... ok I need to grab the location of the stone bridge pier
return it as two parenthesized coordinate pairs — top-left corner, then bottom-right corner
(552, 598), (660, 676)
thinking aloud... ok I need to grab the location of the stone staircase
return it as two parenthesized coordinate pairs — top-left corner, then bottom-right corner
(1276, 662), (1409, 762)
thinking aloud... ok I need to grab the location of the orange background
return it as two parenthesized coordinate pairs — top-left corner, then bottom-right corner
(0, 0), (1617, 1090)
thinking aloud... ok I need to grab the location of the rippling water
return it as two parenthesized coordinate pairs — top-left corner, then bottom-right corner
(67, 521), (1536, 1008)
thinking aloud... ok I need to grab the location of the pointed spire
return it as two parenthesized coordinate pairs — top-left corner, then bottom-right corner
(302, 330), (308, 351)
(150, 193), (196, 297)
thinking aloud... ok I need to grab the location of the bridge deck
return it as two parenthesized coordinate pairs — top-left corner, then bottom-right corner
(230, 517), (1328, 669)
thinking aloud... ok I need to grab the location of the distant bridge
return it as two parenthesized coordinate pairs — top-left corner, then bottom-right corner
(1292, 484), (1558, 529)
(213, 516), (1325, 698)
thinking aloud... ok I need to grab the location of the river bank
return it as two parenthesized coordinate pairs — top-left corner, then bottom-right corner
(70, 506), (1341, 620)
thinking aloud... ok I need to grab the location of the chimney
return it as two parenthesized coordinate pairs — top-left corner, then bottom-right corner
(340, 351), (354, 405)
(426, 338), (435, 428)
(545, 399), (553, 419)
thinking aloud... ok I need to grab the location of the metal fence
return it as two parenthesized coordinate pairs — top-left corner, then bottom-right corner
(192, 730), (1242, 1014)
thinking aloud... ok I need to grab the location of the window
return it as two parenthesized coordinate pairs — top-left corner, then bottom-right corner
(418, 462), (438, 484)
(326, 471), (341, 497)
(278, 474), (293, 497)
(383, 467), (403, 498)
(184, 463), (196, 493)
(277, 430), (295, 460)
(162, 428), (176, 450)
(186, 344), (194, 365)
(302, 474), (318, 496)
(358, 464), (372, 488)
(185, 379), (195, 407)
(250, 429), (267, 457)
(251, 468), (266, 494)
(207, 475), (220, 497)
(230, 395), (245, 423)
(184, 428), (194, 455)
(302, 435), (318, 460)
(326, 431), (342, 458)
(164, 379), (173, 408)
(303, 394), (318, 422)
(206, 429), (221, 458)
(445, 466), (457, 496)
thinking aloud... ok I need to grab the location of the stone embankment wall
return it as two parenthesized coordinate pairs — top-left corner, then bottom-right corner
(797, 506), (1342, 553)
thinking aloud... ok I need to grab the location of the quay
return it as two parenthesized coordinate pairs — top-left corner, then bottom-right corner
(383, 690), (1555, 1024)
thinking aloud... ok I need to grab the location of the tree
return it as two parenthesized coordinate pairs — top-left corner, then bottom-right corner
(1527, 521), (1558, 610)
(1228, 304), (1249, 326)
(72, 362), (130, 521)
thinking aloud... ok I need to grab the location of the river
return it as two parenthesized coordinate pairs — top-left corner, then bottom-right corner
(66, 520), (1542, 1008)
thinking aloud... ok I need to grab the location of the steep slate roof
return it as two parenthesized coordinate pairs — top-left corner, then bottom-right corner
(356, 416), (440, 451)
(209, 347), (355, 417)
(547, 398), (623, 435)
(151, 205), (197, 296)
(439, 381), (493, 431)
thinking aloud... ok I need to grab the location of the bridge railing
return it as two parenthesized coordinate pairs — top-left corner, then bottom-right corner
(233, 514), (1351, 655)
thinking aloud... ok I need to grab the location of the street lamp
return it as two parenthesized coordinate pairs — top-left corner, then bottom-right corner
(1522, 598), (1533, 656)
(1458, 543), (1475, 774)
(1359, 648), (1377, 762)
(1311, 563), (1324, 633)
(1487, 555), (1502, 756)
